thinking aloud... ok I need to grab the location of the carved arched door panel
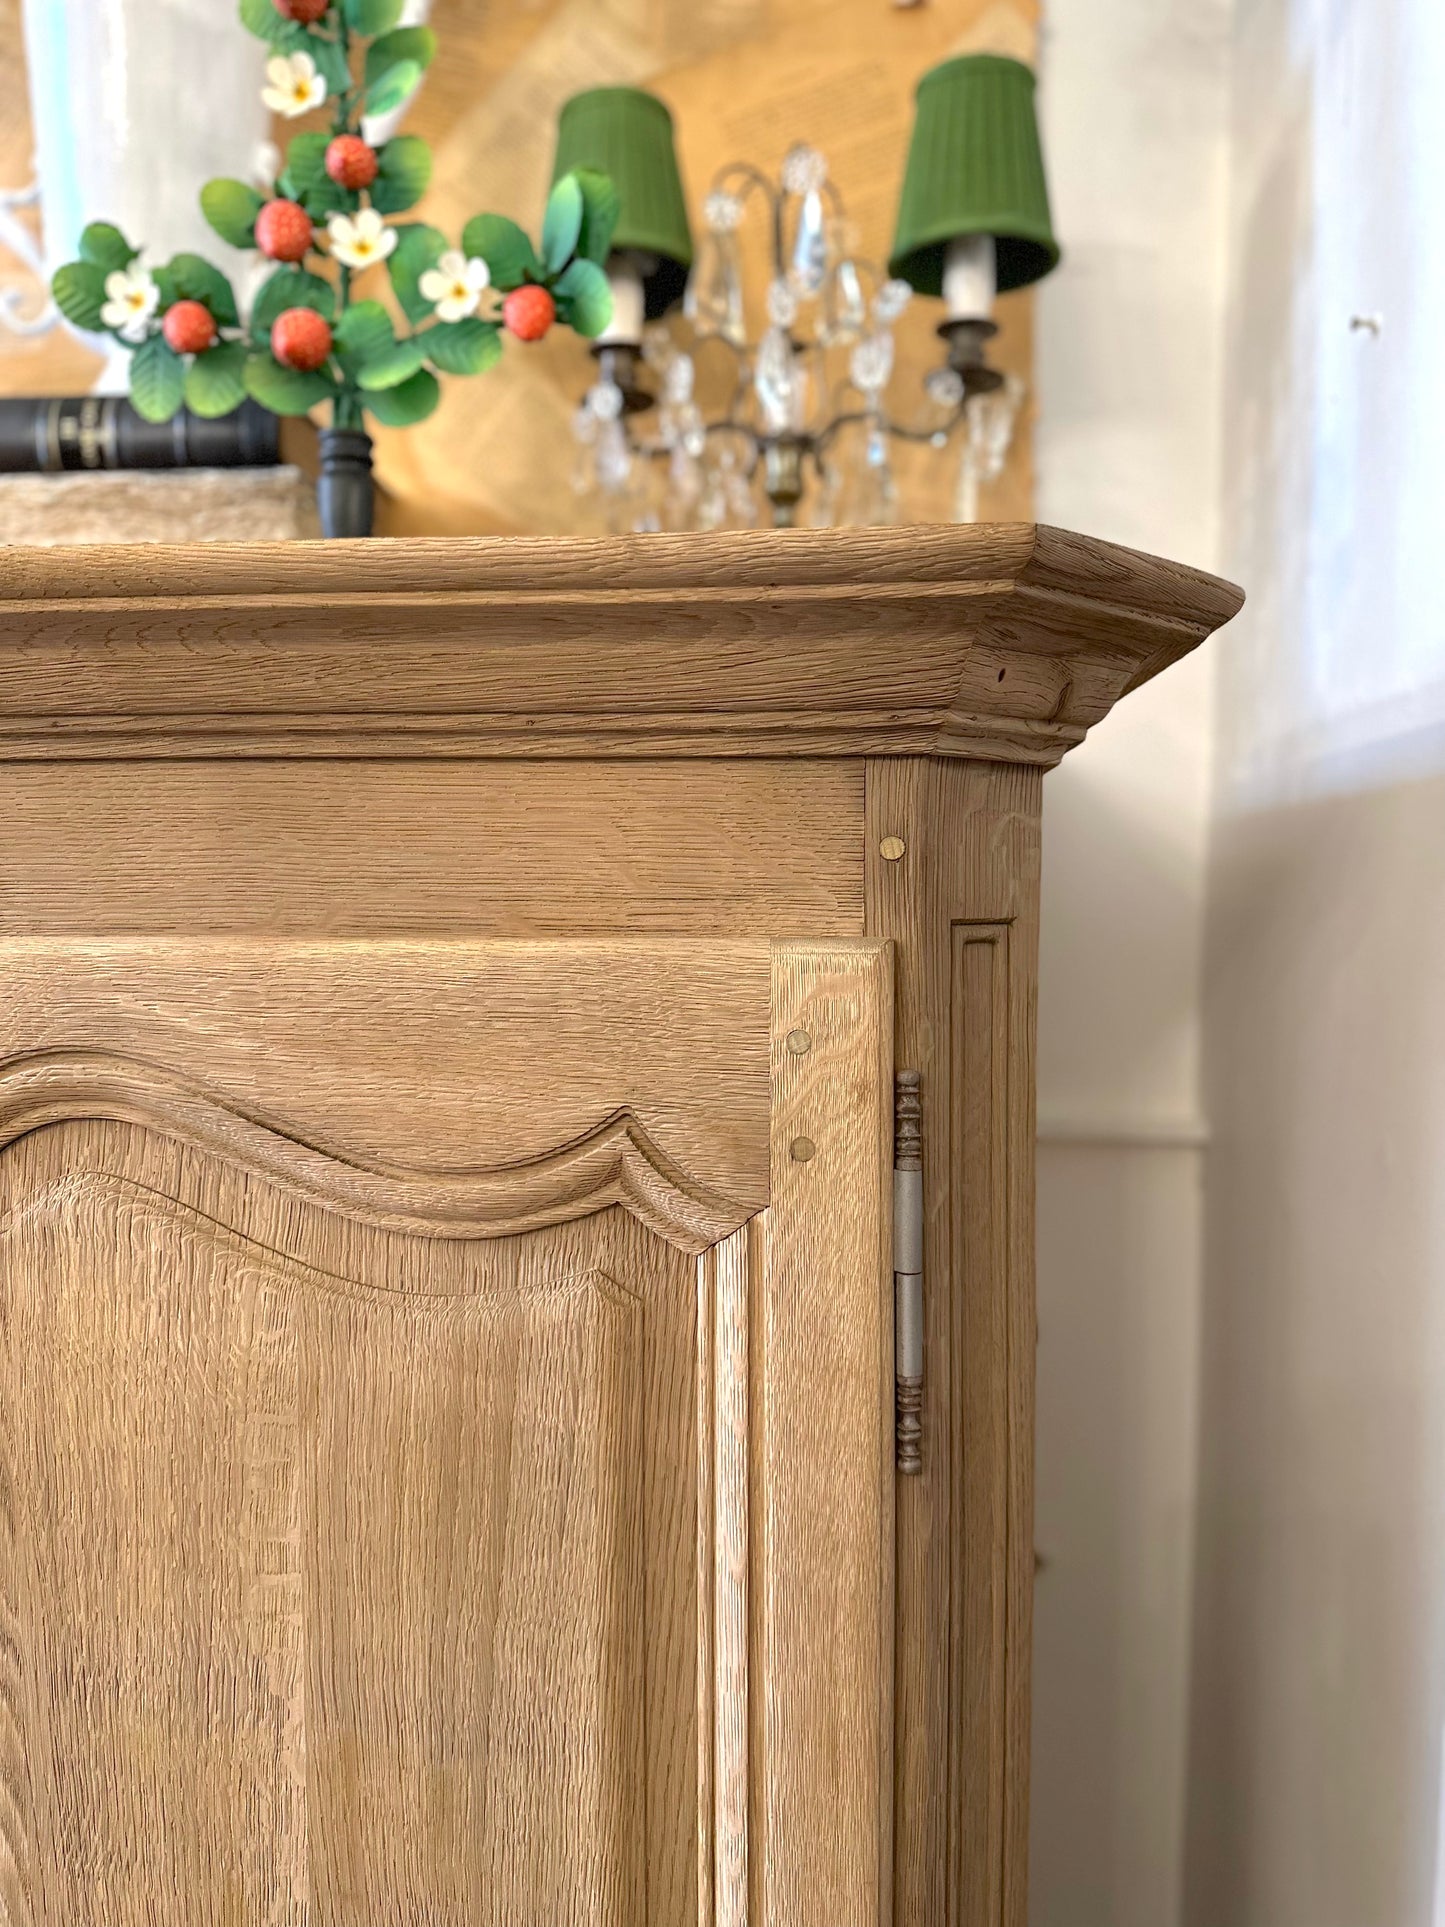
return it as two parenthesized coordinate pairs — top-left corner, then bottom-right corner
(0, 940), (892, 1927)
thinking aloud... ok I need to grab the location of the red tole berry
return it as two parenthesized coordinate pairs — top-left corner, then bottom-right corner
(273, 0), (329, 22)
(255, 198), (314, 264)
(271, 306), (333, 373)
(502, 284), (556, 342)
(162, 300), (217, 356)
(325, 136), (379, 190)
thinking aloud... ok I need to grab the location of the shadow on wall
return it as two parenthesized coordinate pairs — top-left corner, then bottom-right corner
(1038, 665), (1211, 1136)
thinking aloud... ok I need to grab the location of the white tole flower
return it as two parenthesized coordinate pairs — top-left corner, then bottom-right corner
(418, 251), (491, 322)
(100, 265), (159, 343)
(262, 52), (327, 119)
(326, 208), (398, 270)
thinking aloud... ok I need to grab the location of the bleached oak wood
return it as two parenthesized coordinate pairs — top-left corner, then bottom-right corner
(865, 761), (1042, 1927)
(0, 525), (1243, 766)
(0, 1124), (700, 1927)
(754, 942), (895, 1927)
(0, 938), (772, 1248)
(0, 761), (864, 939)
(0, 522), (1243, 1927)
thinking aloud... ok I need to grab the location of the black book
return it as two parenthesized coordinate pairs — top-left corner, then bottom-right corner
(0, 396), (279, 473)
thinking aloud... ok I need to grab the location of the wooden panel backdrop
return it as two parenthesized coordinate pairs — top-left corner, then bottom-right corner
(0, 0), (1037, 534)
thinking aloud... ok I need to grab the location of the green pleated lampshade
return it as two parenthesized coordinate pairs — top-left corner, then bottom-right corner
(551, 87), (693, 318)
(890, 54), (1059, 297)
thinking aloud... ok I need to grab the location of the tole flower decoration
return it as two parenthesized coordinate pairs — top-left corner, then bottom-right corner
(49, 0), (618, 535)
(262, 50), (328, 119)
(327, 208), (397, 270)
(99, 264), (159, 342)
(419, 250), (491, 323)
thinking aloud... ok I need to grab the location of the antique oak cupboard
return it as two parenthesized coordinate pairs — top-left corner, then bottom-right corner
(0, 525), (1241, 1927)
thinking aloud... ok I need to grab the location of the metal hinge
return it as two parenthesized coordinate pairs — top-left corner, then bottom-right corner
(894, 1070), (923, 1474)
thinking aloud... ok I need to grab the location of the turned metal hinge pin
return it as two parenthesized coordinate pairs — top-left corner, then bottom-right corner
(894, 1070), (923, 1474)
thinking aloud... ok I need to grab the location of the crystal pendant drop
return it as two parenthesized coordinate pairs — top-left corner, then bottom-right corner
(780, 144), (827, 196)
(849, 330), (895, 399)
(925, 365), (966, 412)
(754, 326), (798, 434)
(872, 277), (913, 325)
(595, 420), (633, 493)
(847, 423), (899, 526)
(789, 188), (829, 299)
(823, 256), (866, 345)
(685, 229), (746, 346)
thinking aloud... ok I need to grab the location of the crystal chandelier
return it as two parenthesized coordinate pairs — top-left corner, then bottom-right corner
(570, 141), (1026, 534)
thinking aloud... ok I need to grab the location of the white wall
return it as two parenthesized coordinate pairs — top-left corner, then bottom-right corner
(1187, 1), (1445, 1921)
(1029, 3), (1232, 1923)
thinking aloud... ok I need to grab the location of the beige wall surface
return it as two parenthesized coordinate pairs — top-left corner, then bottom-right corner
(1029, 0), (1232, 1921)
(1189, 1), (1445, 1922)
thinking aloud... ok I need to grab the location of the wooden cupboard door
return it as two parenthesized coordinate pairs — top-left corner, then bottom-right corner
(0, 938), (892, 1927)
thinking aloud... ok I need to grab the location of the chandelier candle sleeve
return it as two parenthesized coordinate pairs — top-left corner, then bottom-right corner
(599, 254), (647, 346)
(943, 234), (997, 322)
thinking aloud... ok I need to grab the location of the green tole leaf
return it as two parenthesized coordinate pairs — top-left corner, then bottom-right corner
(541, 174), (584, 277)
(387, 222), (448, 324)
(306, 178), (358, 220)
(51, 260), (108, 332)
(370, 134), (432, 216)
(344, 0), (402, 32)
(237, 0), (317, 53)
(333, 298), (396, 368)
(238, 0), (288, 42)
(306, 33), (352, 96)
(356, 337), (427, 390)
(243, 351), (337, 415)
(363, 58), (422, 119)
(165, 253), (240, 328)
(200, 178), (264, 249)
(130, 333), (187, 423)
(424, 317), (502, 376)
(364, 365), (440, 427)
(183, 340), (249, 418)
(282, 133), (330, 201)
(251, 267), (336, 344)
(79, 222), (137, 273)
(572, 169), (621, 266)
(460, 212), (540, 292)
(365, 26), (436, 85)
(553, 256), (613, 338)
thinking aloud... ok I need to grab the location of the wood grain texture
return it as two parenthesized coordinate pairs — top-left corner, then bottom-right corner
(864, 760), (1041, 1927)
(0, 525), (1244, 766)
(0, 938), (771, 1247)
(0, 761), (864, 940)
(0, 1122), (700, 1927)
(698, 1222), (754, 1927)
(754, 942), (895, 1927)
(0, 520), (1223, 1927)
